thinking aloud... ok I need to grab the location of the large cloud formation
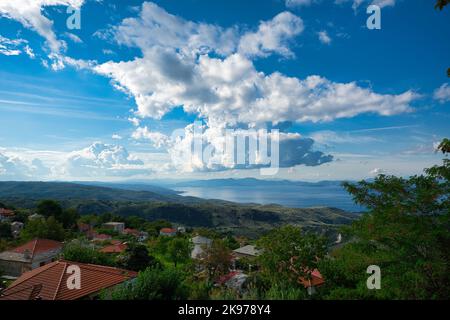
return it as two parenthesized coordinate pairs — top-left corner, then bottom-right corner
(95, 2), (416, 126)
(93, 2), (417, 173)
(0, 0), (84, 53)
(0, 152), (50, 180)
(63, 142), (150, 178)
(131, 125), (333, 173)
(0, 143), (156, 181)
(0, 1), (418, 176)
(0, 0), (85, 69)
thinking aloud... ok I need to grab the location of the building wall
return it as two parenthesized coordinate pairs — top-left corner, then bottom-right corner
(0, 249), (61, 277)
(103, 223), (125, 234)
(0, 260), (30, 277)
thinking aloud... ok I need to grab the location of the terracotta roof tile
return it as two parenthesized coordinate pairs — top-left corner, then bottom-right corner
(298, 269), (325, 288)
(0, 208), (14, 217)
(99, 243), (128, 254)
(0, 260), (137, 300)
(12, 239), (62, 257)
(160, 228), (177, 234)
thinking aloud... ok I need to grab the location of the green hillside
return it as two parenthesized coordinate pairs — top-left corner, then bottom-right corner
(0, 181), (357, 238)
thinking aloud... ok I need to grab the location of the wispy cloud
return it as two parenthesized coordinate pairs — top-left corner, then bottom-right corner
(0, 100), (126, 122)
(317, 31), (332, 45)
(433, 83), (450, 103)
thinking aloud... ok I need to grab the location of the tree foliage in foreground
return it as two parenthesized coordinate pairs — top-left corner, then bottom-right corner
(320, 138), (450, 299)
(117, 243), (160, 272)
(257, 226), (327, 285)
(167, 238), (192, 267)
(198, 239), (233, 281)
(21, 216), (65, 241)
(61, 241), (116, 267)
(107, 266), (189, 300)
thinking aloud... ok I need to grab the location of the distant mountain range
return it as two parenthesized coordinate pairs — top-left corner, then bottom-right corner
(0, 181), (181, 202)
(0, 180), (358, 239)
(167, 178), (348, 188)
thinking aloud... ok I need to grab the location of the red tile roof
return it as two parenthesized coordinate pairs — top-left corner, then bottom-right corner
(0, 208), (14, 217)
(99, 243), (128, 254)
(298, 269), (325, 288)
(124, 228), (139, 236)
(288, 256), (325, 288)
(12, 239), (62, 257)
(0, 260), (137, 300)
(93, 233), (112, 240)
(160, 228), (177, 234)
(216, 271), (240, 285)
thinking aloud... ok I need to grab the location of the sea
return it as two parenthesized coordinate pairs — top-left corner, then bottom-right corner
(175, 184), (365, 212)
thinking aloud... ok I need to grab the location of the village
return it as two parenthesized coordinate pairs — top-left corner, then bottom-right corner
(0, 204), (325, 300)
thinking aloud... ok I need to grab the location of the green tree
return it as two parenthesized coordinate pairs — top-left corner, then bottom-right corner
(327, 138), (450, 299)
(61, 241), (116, 267)
(125, 216), (146, 229)
(199, 239), (233, 280)
(118, 243), (160, 272)
(144, 219), (172, 236)
(434, 0), (450, 76)
(78, 214), (101, 227)
(223, 235), (240, 250)
(435, 0), (449, 10)
(167, 238), (191, 267)
(107, 266), (189, 300)
(60, 208), (79, 229)
(21, 216), (65, 241)
(0, 222), (11, 239)
(37, 200), (63, 220)
(257, 226), (327, 286)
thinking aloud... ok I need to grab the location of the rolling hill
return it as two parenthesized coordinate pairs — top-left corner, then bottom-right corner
(0, 181), (358, 238)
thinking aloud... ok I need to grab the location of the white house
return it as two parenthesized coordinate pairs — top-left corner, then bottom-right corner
(103, 222), (125, 234)
(10, 222), (24, 239)
(0, 239), (63, 277)
(191, 235), (212, 259)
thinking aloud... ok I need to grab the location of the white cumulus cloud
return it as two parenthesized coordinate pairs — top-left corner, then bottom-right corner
(0, 35), (30, 56)
(433, 83), (450, 103)
(0, 0), (85, 69)
(62, 142), (150, 177)
(92, 2), (418, 173)
(238, 11), (304, 58)
(317, 31), (331, 45)
(132, 127), (171, 149)
(0, 151), (50, 180)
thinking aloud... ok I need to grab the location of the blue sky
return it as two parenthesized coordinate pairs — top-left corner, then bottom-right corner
(0, 0), (448, 181)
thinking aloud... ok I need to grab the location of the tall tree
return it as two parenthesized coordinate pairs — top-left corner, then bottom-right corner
(61, 241), (116, 267)
(325, 138), (450, 299)
(199, 239), (233, 280)
(118, 243), (160, 272)
(435, 0), (449, 10)
(167, 238), (192, 267)
(434, 0), (450, 76)
(21, 216), (65, 241)
(257, 226), (327, 286)
(107, 266), (189, 300)
(37, 200), (63, 221)
(60, 208), (80, 229)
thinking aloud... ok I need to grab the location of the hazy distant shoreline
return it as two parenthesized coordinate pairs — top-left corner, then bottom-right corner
(174, 183), (365, 212)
